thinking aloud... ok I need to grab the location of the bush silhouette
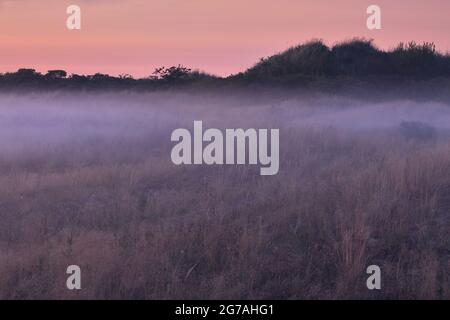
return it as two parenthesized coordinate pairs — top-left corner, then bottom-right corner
(399, 121), (437, 141)
(243, 38), (450, 80)
(153, 65), (192, 82)
(246, 40), (331, 78)
(330, 39), (390, 76)
(46, 70), (67, 79)
(1, 39), (450, 90)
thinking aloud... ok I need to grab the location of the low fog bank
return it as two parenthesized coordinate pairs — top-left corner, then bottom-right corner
(0, 91), (447, 174)
(0, 90), (449, 172)
(1, 91), (450, 143)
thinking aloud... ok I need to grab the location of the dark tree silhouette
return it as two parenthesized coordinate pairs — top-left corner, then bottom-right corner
(1, 40), (450, 91)
(15, 68), (41, 79)
(46, 70), (67, 79)
(152, 65), (192, 81)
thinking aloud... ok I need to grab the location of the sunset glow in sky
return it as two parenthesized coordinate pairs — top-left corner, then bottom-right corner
(1, 0), (449, 77)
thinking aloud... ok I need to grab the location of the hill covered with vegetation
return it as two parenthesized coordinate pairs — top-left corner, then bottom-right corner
(241, 39), (450, 80)
(1, 39), (450, 91)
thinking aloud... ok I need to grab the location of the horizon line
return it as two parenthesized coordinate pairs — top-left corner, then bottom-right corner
(1, 39), (449, 79)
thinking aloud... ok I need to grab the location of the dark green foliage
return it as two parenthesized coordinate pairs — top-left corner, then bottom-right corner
(153, 65), (192, 81)
(244, 39), (450, 80)
(390, 42), (448, 77)
(0, 65), (218, 91)
(45, 70), (67, 79)
(245, 40), (331, 78)
(1, 39), (450, 91)
(330, 39), (389, 76)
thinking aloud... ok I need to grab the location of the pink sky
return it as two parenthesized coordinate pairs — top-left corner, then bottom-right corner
(0, 0), (449, 77)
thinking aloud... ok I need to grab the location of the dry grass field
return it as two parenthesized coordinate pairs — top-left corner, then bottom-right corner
(0, 91), (448, 299)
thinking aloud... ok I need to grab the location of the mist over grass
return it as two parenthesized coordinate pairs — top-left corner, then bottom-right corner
(0, 91), (448, 299)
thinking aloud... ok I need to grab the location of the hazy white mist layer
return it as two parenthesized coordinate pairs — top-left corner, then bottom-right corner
(0, 91), (449, 161)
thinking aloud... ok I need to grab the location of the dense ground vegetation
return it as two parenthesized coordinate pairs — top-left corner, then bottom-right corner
(1, 39), (450, 92)
(243, 39), (450, 79)
(0, 93), (448, 299)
